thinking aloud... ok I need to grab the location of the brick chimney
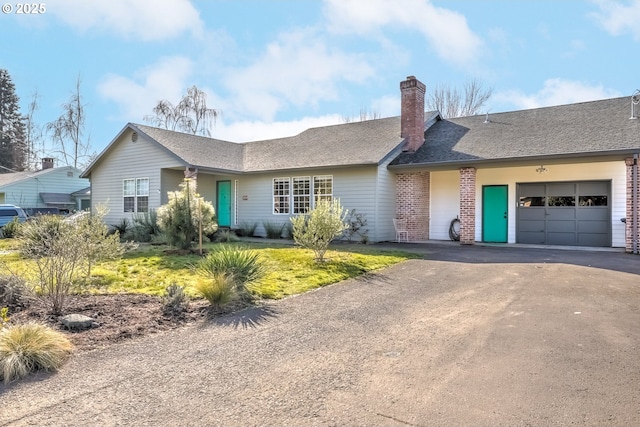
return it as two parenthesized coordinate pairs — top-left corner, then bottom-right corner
(400, 75), (426, 152)
(41, 157), (54, 170)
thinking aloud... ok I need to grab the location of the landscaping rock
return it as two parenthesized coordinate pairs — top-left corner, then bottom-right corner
(61, 313), (95, 330)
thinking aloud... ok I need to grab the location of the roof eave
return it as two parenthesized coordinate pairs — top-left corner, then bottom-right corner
(388, 149), (640, 172)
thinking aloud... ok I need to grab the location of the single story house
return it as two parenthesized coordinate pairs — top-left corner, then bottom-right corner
(81, 76), (640, 253)
(0, 158), (90, 214)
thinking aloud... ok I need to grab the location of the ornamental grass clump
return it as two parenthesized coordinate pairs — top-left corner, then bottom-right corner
(0, 322), (73, 384)
(196, 245), (265, 302)
(194, 274), (237, 309)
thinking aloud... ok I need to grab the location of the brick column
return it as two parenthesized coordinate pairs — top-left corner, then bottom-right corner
(396, 171), (430, 241)
(459, 167), (476, 245)
(625, 158), (639, 253)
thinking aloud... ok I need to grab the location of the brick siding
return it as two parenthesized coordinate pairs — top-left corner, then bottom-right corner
(395, 171), (430, 241)
(625, 158), (639, 253)
(459, 167), (476, 244)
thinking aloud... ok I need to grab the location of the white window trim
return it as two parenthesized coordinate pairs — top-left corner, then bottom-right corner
(273, 177), (291, 215)
(272, 175), (334, 215)
(123, 177), (150, 213)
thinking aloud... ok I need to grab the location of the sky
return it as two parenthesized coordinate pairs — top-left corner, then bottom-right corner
(2, 0), (640, 167)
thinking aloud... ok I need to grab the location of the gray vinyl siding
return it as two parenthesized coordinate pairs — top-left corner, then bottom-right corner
(235, 166), (382, 241)
(0, 167), (88, 210)
(375, 148), (403, 242)
(89, 128), (182, 225)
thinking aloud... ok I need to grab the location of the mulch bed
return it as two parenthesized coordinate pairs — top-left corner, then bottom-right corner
(7, 294), (232, 352)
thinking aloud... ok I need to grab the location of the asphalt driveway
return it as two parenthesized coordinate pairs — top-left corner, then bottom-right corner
(2, 244), (640, 426)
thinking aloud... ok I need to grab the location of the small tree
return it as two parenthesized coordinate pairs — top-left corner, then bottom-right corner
(157, 179), (217, 250)
(290, 199), (349, 262)
(17, 211), (128, 315)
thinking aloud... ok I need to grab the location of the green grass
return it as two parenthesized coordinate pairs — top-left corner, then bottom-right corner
(0, 241), (419, 299)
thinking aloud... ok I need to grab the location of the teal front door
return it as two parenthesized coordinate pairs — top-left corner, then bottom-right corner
(217, 181), (231, 227)
(482, 185), (508, 243)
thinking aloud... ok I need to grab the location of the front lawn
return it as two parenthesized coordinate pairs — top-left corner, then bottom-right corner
(1, 241), (419, 299)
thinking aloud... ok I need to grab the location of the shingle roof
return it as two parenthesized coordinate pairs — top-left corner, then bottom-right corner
(131, 116), (405, 173)
(0, 167), (61, 187)
(392, 96), (640, 167)
(242, 116), (404, 172)
(131, 124), (245, 172)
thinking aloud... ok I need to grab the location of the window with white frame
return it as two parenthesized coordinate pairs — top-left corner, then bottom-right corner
(313, 175), (333, 204)
(273, 175), (333, 214)
(292, 176), (311, 214)
(273, 178), (290, 214)
(123, 178), (149, 213)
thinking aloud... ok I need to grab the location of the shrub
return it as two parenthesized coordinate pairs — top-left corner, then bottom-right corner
(237, 221), (257, 237)
(162, 284), (189, 316)
(17, 211), (128, 315)
(194, 274), (237, 309)
(215, 229), (240, 243)
(0, 322), (73, 384)
(127, 210), (161, 242)
(0, 274), (32, 310)
(111, 217), (129, 237)
(291, 199), (349, 262)
(262, 221), (285, 239)
(1, 217), (22, 239)
(196, 245), (265, 300)
(157, 179), (218, 250)
(342, 209), (369, 243)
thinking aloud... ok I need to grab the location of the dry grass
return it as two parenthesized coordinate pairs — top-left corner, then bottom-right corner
(0, 322), (74, 384)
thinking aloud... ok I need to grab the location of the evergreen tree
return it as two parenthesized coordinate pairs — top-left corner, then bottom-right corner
(0, 69), (27, 172)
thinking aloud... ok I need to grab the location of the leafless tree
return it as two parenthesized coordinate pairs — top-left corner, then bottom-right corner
(342, 107), (382, 123)
(426, 78), (493, 119)
(24, 90), (45, 170)
(47, 76), (92, 169)
(145, 85), (220, 136)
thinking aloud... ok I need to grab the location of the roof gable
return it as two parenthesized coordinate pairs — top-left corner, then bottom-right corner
(85, 117), (407, 176)
(0, 166), (83, 188)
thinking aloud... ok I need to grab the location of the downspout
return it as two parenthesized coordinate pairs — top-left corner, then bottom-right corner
(634, 154), (639, 254)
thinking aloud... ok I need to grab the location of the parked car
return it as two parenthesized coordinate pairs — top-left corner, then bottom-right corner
(0, 204), (29, 228)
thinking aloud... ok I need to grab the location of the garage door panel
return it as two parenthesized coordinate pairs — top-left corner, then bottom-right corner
(519, 220), (545, 232)
(547, 220), (576, 232)
(519, 209), (546, 220)
(547, 232), (577, 245)
(577, 208), (608, 220)
(518, 231), (545, 244)
(547, 209), (576, 220)
(579, 182), (608, 194)
(578, 220), (608, 233)
(517, 181), (611, 247)
(578, 233), (609, 246)
(547, 183), (576, 195)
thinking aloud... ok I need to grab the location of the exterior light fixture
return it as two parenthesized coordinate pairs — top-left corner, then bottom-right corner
(536, 165), (548, 174)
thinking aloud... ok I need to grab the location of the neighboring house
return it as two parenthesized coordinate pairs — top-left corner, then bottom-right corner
(0, 158), (90, 214)
(82, 76), (640, 253)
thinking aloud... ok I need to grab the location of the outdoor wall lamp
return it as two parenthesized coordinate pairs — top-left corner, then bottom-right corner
(536, 165), (548, 174)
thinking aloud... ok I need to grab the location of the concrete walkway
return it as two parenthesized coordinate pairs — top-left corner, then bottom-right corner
(2, 243), (639, 426)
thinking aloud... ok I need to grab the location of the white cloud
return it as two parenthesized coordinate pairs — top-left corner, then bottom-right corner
(323, 0), (483, 67)
(214, 114), (345, 143)
(495, 79), (621, 110)
(590, 0), (640, 40)
(97, 56), (194, 121)
(50, 0), (203, 41)
(223, 28), (375, 121)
